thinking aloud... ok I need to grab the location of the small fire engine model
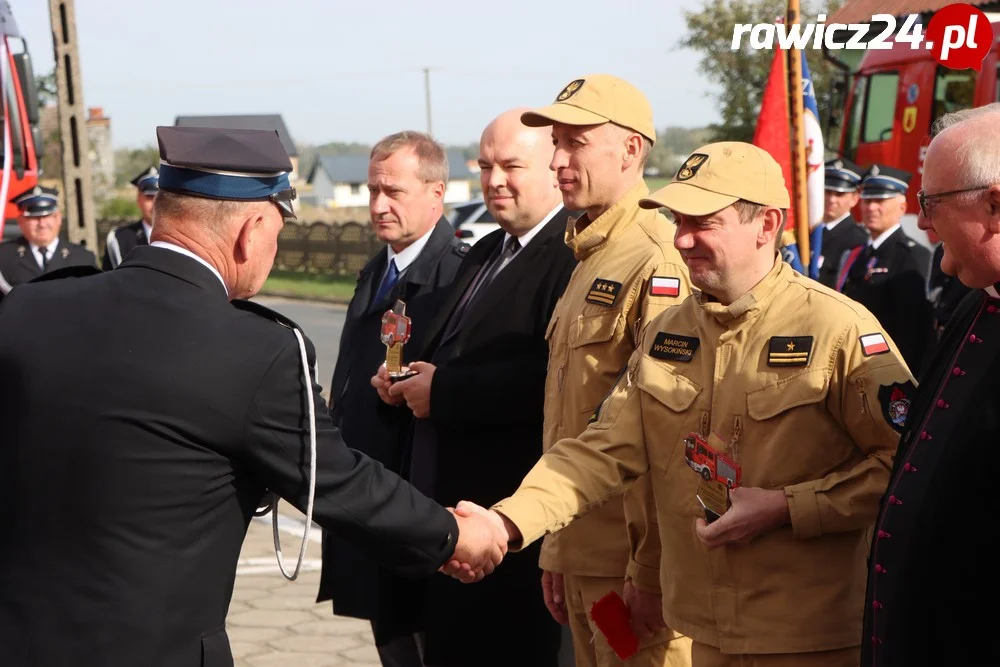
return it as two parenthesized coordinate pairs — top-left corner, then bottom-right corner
(684, 433), (742, 523)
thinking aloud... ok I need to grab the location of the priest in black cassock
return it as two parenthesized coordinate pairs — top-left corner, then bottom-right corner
(862, 103), (1000, 667)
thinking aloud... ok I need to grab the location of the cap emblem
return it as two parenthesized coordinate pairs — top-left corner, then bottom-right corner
(556, 79), (584, 102)
(677, 154), (708, 181)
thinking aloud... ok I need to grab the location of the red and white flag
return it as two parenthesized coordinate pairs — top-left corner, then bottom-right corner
(861, 333), (890, 356)
(650, 276), (680, 297)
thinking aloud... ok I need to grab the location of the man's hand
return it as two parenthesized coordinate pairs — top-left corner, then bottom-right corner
(370, 364), (405, 407)
(622, 579), (665, 639)
(541, 571), (568, 625)
(439, 501), (510, 583)
(388, 361), (434, 418)
(694, 486), (791, 549)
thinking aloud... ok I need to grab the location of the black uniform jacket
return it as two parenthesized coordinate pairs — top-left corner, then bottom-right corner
(0, 245), (457, 667)
(103, 219), (149, 269)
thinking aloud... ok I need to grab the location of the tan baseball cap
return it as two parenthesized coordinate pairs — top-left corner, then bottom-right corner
(521, 74), (656, 144)
(639, 142), (790, 216)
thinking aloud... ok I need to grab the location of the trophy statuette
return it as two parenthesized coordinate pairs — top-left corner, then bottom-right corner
(381, 299), (418, 383)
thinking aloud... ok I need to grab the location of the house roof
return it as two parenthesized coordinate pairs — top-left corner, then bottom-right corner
(830, 0), (995, 24)
(308, 150), (474, 184)
(173, 114), (298, 157)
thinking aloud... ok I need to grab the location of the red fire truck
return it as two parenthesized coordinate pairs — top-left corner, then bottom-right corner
(0, 4), (42, 238)
(833, 18), (1000, 217)
(684, 434), (742, 489)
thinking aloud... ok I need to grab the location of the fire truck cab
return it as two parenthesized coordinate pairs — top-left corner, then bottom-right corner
(834, 18), (1000, 245)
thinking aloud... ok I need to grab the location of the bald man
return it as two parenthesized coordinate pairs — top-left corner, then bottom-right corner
(372, 108), (579, 666)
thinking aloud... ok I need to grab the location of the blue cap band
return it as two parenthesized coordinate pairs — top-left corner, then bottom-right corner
(158, 162), (290, 200)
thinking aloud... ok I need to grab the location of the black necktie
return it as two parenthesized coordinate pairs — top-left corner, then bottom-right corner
(440, 236), (520, 342)
(39, 247), (49, 270)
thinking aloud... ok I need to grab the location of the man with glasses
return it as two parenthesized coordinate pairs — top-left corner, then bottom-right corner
(861, 103), (1000, 667)
(0, 126), (506, 666)
(838, 165), (934, 376)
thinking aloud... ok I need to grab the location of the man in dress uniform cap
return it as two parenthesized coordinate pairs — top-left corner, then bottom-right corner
(102, 166), (159, 269)
(0, 126), (506, 667)
(0, 185), (97, 301)
(838, 164), (934, 376)
(816, 158), (869, 288)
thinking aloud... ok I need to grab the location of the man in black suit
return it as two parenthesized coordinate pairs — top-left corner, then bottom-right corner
(816, 158), (868, 288)
(0, 126), (505, 667)
(0, 186), (97, 300)
(372, 108), (577, 666)
(317, 130), (468, 666)
(839, 165), (935, 376)
(103, 166), (158, 269)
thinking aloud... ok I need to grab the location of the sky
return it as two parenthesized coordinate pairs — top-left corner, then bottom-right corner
(13, 0), (722, 150)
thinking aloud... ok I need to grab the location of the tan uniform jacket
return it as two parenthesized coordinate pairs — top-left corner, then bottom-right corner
(497, 259), (912, 653)
(539, 181), (691, 585)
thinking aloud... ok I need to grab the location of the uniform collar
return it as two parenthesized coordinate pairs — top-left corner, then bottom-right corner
(869, 223), (901, 250)
(696, 255), (787, 325)
(824, 211), (850, 231)
(565, 181), (648, 261)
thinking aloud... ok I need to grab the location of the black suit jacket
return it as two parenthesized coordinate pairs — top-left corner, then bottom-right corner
(841, 227), (935, 377)
(408, 209), (577, 665)
(0, 246), (457, 667)
(0, 236), (97, 300)
(103, 219), (149, 269)
(317, 217), (467, 639)
(817, 213), (868, 289)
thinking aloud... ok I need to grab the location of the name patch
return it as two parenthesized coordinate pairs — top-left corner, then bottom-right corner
(586, 278), (622, 307)
(649, 332), (700, 362)
(767, 336), (813, 367)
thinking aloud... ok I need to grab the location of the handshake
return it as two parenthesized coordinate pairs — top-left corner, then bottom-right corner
(440, 501), (522, 583)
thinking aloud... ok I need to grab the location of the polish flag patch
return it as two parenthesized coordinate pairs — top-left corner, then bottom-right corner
(861, 333), (890, 357)
(650, 276), (680, 297)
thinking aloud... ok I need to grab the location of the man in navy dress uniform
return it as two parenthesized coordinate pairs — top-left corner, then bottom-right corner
(103, 166), (158, 269)
(0, 126), (506, 667)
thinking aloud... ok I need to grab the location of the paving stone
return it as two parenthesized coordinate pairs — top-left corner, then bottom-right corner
(226, 627), (285, 643)
(292, 619), (373, 637)
(230, 641), (267, 660)
(245, 651), (343, 667)
(268, 634), (363, 653)
(340, 644), (381, 663)
(228, 609), (315, 628)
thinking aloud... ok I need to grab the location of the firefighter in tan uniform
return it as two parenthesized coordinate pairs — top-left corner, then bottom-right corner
(483, 142), (913, 667)
(520, 74), (693, 667)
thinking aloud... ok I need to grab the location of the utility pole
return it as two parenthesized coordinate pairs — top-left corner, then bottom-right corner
(423, 67), (432, 136)
(48, 0), (97, 252)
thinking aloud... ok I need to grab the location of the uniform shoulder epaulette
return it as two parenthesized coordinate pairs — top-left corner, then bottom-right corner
(452, 241), (470, 257)
(231, 298), (303, 331)
(28, 264), (102, 284)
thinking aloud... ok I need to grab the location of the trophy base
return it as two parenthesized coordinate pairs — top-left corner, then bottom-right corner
(388, 368), (418, 383)
(697, 480), (730, 524)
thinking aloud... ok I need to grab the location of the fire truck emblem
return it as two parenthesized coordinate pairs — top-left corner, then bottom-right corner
(902, 106), (918, 134)
(878, 382), (914, 433)
(684, 434), (742, 488)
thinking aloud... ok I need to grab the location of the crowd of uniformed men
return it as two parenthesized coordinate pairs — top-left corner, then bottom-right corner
(0, 76), (997, 667)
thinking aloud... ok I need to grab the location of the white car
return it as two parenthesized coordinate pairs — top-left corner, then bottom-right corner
(449, 199), (500, 246)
